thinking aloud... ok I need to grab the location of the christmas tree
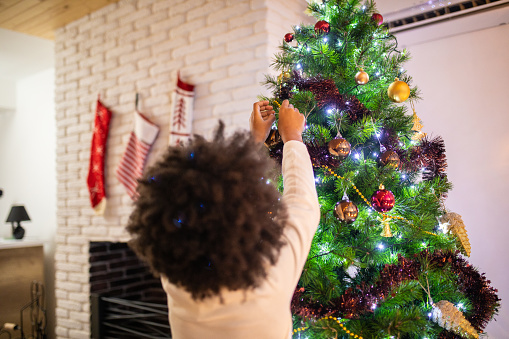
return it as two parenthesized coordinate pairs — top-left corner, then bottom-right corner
(262, 1), (500, 338)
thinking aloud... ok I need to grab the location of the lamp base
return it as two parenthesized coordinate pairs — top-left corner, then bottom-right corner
(13, 225), (25, 240)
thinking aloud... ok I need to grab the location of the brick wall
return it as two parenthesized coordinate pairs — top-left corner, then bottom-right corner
(53, 0), (310, 337)
(89, 242), (164, 301)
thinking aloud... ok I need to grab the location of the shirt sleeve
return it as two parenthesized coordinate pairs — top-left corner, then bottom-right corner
(271, 140), (320, 295)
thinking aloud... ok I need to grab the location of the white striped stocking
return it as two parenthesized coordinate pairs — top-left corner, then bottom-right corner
(116, 111), (159, 200)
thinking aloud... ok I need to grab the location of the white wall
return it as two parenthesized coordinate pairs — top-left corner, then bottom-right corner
(404, 24), (509, 338)
(0, 28), (54, 80)
(0, 78), (16, 111)
(0, 68), (57, 336)
(0, 69), (56, 240)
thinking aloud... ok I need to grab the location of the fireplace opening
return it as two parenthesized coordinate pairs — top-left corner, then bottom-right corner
(89, 242), (170, 338)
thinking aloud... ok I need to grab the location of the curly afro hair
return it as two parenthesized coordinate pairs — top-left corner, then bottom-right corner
(127, 122), (288, 300)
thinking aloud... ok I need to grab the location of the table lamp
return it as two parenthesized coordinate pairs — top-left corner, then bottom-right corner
(6, 205), (31, 239)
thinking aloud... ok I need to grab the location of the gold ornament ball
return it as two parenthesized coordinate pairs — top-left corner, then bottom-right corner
(380, 150), (400, 168)
(355, 69), (369, 85)
(334, 200), (358, 223)
(283, 71), (291, 79)
(387, 78), (410, 103)
(328, 138), (351, 159)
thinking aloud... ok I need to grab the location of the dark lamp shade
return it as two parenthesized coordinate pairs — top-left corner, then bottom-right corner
(6, 205), (31, 223)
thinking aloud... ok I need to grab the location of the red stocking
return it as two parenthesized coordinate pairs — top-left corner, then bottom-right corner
(87, 99), (112, 215)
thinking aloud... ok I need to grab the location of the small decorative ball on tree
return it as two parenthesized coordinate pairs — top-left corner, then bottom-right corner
(387, 78), (411, 103)
(314, 20), (330, 34)
(277, 71), (291, 84)
(284, 33), (294, 43)
(334, 200), (358, 223)
(264, 129), (283, 150)
(328, 137), (351, 159)
(355, 68), (369, 85)
(371, 13), (384, 26)
(380, 150), (400, 168)
(371, 185), (395, 212)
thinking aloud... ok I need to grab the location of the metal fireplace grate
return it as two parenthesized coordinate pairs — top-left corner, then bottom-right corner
(91, 295), (171, 339)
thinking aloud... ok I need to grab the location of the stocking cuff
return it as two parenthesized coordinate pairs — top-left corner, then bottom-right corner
(93, 198), (107, 216)
(135, 111), (159, 145)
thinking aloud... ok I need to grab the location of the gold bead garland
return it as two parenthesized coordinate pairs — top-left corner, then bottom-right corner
(322, 165), (387, 217)
(292, 316), (363, 338)
(292, 325), (307, 334)
(321, 165), (437, 237)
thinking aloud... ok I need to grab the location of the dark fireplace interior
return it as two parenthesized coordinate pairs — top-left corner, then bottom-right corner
(89, 242), (170, 338)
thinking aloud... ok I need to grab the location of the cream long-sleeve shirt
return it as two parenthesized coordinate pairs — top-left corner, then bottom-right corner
(161, 140), (320, 339)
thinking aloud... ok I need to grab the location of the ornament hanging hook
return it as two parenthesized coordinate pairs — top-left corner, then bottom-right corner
(342, 188), (348, 201)
(336, 112), (343, 137)
(410, 99), (416, 114)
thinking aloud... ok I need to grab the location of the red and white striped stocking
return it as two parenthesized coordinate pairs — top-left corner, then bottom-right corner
(116, 111), (159, 200)
(169, 73), (195, 146)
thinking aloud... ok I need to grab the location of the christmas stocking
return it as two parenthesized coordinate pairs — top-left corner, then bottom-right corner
(116, 111), (159, 200)
(169, 73), (195, 146)
(87, 99), (112, 215)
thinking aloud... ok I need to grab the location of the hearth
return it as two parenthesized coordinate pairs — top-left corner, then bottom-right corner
(88, 242), (170, 338)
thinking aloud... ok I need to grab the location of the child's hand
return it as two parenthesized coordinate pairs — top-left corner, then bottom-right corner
(249, 101), (276, 143)
(278, 100), (305, 143)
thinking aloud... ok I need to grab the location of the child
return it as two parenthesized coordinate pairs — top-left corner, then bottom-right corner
(127, 99), (320, 338)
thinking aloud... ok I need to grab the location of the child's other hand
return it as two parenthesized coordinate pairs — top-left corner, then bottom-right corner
(249, 101), (276, 143)
(278, 100), (305, 143)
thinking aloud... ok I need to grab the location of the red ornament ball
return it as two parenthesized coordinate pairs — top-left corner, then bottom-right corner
(314, 20), (330, 34)
(371, 13), (383, 26)
(284, 33), (294, 43)
(371, 188), (395, 212)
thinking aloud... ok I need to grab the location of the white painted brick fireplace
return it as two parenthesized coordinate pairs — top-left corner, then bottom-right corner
(53, 0), (310, 337)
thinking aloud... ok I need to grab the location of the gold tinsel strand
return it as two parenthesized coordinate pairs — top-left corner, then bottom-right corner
(440, 212), (472, 257)
(432, 300), (479, 339)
